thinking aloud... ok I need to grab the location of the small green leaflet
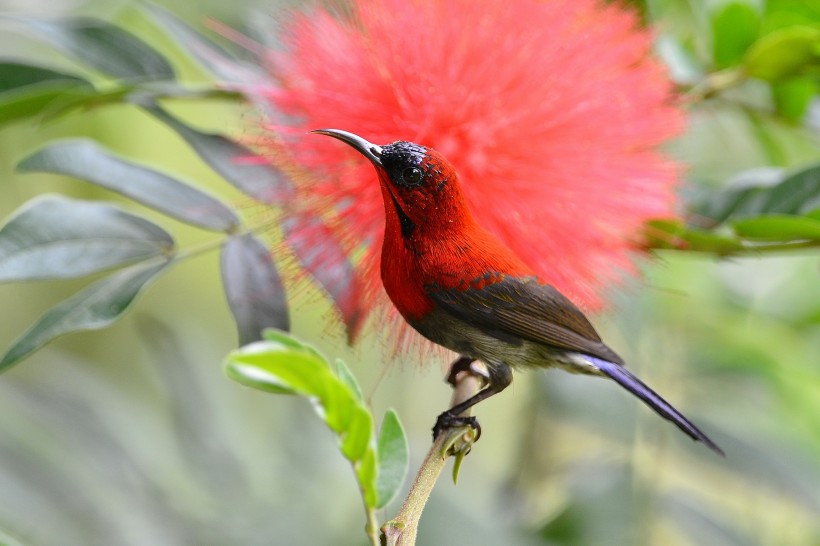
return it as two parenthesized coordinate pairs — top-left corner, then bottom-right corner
(221, 234), (289, 345)
(18, 139), (239, 232)
(19, 17), (175, 81)
(0, 195), (173, 282)
(0, 260), (171, 371)
(225, 330), (409, 508)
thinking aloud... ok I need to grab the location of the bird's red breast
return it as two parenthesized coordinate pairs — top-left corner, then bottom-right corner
(378, 173), (537, 321)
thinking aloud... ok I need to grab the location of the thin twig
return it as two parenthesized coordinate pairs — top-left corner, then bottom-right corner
(380, 370), (484, 546)
(683, 68), (746, 104)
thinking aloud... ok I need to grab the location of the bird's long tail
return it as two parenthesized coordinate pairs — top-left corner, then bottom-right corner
(589, 356), (724, 456)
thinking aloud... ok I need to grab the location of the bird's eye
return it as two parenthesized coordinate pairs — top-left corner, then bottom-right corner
(401, 166), (423, 186)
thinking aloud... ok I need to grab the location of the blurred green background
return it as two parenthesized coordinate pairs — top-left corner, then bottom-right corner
(1, 0), (819, 545)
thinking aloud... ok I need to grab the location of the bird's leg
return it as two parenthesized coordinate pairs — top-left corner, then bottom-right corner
(445, 355), (488, 387)
(433, 361), (512, 441)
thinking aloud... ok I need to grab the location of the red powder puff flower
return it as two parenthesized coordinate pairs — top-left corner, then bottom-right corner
(254, 0), (683, 341)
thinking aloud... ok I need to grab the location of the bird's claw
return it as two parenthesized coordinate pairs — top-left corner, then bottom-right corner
(432, 411), (481, 442)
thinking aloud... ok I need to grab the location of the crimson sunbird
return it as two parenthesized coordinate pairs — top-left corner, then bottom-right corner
(313, 129), (723, 456)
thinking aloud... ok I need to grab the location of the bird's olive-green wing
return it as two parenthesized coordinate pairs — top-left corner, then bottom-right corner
(427, 276), (624, 364)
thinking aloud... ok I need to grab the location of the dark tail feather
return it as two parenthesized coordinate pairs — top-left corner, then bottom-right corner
(589, 357), (725, 456)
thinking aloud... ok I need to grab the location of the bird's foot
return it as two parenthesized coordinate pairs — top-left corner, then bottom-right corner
(432, 411), (481, 442)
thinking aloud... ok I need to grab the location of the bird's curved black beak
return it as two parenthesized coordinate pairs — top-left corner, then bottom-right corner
(310, 129), (383, 167)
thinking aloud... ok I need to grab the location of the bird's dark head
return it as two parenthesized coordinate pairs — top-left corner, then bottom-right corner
(311, 129), (471, 239)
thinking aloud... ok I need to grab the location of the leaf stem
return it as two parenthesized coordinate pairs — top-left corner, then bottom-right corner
(365, 506), (380, 546)
(172, 215), (281, 263)
(172, 236), (226, 262)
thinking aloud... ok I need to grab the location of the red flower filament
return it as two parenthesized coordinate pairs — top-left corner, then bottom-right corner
(254, 0), (684, 335)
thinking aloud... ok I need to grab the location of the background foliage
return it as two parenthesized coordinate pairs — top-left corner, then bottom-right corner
(0, 0), (818, 545)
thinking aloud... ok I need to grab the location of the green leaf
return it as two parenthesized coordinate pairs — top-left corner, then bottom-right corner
(0, 194), (173, 282)
(762, 0), (820, 33)
(357, 449), (378, 509)
(0, 62), (97, 127)
(0, 62), (89, 93)
(643, 219), (688, 250)
(20, 17), (175, 80)
(681, 229), (747, 254)
(144, 105), (290, 204)
(144, 3), (264, 83)
(17, 139), (240, 232)
(220, 233), (289, 345)
(731, 215), (820, 240)
(643, 219), (745, 255)
(262, 328), (308, 350)
(772, 77), (817, 121)
(336, 359), (363, 401)
(711, 2), (760, 69)
(692, 165), (820, 224)
(744, 25), (820, 81)
(259, 329), (328, 363)
(376, 409), (409, 509)
(227, 334), (333, 396)
(0, 260), (170, 371)
(225, 333), (380, 507)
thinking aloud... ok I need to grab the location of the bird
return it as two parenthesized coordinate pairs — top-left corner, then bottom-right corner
(312, 128), (723, 456)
